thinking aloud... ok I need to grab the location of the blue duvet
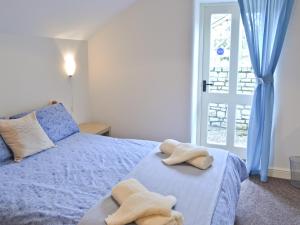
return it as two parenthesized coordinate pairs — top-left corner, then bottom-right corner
(0, 133), (246, 225)
(0, 134), (157, 225)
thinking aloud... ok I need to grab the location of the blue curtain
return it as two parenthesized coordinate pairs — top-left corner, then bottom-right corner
(238, 0), (294, 181)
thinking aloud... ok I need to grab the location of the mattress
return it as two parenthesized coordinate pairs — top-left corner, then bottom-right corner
(0, 133), (247, 225)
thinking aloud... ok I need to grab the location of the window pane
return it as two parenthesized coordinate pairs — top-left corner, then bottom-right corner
(207, 103), (228, 145)
(209, 14), (232, 94)
(235, 105), (251, 147)
(237, 21), (256, 95)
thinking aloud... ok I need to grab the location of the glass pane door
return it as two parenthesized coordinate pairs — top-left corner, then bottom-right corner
(208, 14), (231, 94)
(199, 3), (253, 159)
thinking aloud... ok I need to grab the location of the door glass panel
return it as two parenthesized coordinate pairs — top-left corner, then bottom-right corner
(207, 103), (228, 145)
(209, 14), (232, 94)
(235, 105), (251, 147)
(237, 21), (256, 95)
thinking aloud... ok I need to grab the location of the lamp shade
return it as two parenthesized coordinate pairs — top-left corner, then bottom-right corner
(64, 54), (76, 77)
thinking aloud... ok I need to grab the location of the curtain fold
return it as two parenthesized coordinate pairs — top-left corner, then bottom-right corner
(238, 0), (294, 181)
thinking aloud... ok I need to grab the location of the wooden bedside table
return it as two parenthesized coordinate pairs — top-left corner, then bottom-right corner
(79, 122), (111, 136)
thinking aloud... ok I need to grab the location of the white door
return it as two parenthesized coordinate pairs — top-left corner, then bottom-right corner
(199, 3), (255, 159)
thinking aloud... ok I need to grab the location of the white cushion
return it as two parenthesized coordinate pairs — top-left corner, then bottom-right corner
(0, 112), (55, 161)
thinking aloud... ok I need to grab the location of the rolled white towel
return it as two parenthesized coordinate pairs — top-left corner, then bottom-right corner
(137, 211), (183, 225)
(159, 139), (180, 155)
(160, 139), (213, 170)
(186, 155), (214, 170)
(112, 178), (148, 205)
(105, 191), (176, 225)
(109, 179), (184, 225)
(160, 140), (208, 156)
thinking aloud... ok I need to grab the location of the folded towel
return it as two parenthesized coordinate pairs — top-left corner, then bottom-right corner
(112, 178), (148, 205)
(105, 191), (175, 225)
(159, 139), (181, 155)
(160, 139), (213, 170)
(109, 179), (183, 225)
(136, 211), (183, 225)
(160, 139), (208, 156)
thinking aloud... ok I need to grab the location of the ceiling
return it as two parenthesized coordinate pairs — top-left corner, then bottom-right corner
(0, 0), (137, 40)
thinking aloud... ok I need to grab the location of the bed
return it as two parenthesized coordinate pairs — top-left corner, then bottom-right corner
(0, 133), (247, 225)
(0, 104), (247, 225)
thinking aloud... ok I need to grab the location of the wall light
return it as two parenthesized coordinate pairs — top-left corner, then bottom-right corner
(64, 53), (76, 77)
(64, 53), (76, 114)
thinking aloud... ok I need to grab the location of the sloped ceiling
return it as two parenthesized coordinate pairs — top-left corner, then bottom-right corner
(0, 0), (137, 40)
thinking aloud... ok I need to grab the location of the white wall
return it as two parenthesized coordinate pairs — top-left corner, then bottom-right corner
(88, 0), (300, 174)
(0, 34), (91, 123)
(88, 0), (193, 141)
(271, 0), (300, 174)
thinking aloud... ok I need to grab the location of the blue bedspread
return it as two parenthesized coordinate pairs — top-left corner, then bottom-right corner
(0, 133), (247, 225)
(0, 133), (157, 225)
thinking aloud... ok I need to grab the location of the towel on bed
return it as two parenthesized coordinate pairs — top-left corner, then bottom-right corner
(112, 178), (148, 204)
(160, 139), (213, 170)
(106, 179), (183, 225)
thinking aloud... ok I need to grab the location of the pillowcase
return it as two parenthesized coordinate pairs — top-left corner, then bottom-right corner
(0, 112), (55, 161)
(11, 103), (80, 142)
(0, 136), (12, 164)
(0, 117), (12, 164)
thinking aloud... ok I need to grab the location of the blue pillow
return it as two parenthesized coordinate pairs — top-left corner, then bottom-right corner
(0, 117), (12, 163)
(10, 103), (79, 142)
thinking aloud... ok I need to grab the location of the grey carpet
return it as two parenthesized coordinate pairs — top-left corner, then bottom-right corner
(235, 177), (300, 225)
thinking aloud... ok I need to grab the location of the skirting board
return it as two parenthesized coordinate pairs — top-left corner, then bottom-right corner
(268, 167), (290, 180)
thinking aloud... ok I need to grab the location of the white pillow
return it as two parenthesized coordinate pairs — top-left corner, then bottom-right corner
(0, 112), (55, 161)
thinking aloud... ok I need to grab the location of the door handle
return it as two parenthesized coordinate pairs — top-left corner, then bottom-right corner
(203, 80), (213, 92)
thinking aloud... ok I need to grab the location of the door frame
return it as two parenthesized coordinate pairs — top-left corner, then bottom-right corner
(196, 2), (250, 159)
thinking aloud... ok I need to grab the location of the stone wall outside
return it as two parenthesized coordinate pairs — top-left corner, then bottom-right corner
(209, 67), (256, 95)
(208, 104), (250, 146)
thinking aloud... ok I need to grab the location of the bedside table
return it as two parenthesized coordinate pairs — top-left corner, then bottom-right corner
(79, 122), (111, 136)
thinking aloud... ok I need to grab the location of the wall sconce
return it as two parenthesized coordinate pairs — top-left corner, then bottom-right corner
(64, 53), (76, 77)
(64, 53), (76, 113)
